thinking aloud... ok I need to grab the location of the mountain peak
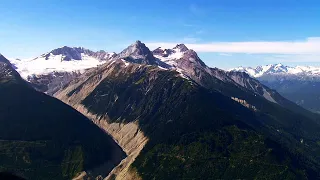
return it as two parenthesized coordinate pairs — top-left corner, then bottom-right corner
(39, 46), (115, 62)
(230, 63), (316, 78)
(130, 40), (149, 50)
(45, 46), (83, 61)
(0, 54), (10, 64)
(134, 40), (143, 45)
(173, 44), (189, 52)
(116, 41), (157, 65)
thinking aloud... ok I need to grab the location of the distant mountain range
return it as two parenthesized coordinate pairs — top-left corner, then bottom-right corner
(231, 64), (320, 80)
(231, 64), (320, 113)
(2, 41), (320, 179)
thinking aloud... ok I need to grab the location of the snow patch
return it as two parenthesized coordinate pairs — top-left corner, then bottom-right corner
(175, 68), (189, 80)
(121, 59), (130, 67)
(154, 48), (184, 68)
(231, 64), (320, 78)
(9, 54), (106, 79)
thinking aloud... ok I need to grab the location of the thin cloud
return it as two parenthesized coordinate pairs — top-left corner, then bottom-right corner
(219, 53), (232, 56)
(146, 37), (320, 55)
(265, 54), (320, 63)
(182, 37), (201, 43)
(183, 24), (196, 27)
(196, 30), (205, 35)
(189, 4), (205, 16)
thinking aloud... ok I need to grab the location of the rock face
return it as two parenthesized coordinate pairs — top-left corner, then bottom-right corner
(68, 105), (147, 180)
(28, 71), (82, 95)
(92, 50), (117, 61)
(55, 61), (151, 180)
(44, 46), (116, 61)
(115, 41), (158, 65)
(47, 46), (83, 61)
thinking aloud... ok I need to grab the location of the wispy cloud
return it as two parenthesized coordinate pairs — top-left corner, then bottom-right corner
(182, 37), (201, 43)
(195, 30), (205, 35)
(264, 54), (320, 63)
(219, 53), (232, 56)
(183, 23), (196, 27)
(146, 37), (320, 55)
(189, 4), (205, 16)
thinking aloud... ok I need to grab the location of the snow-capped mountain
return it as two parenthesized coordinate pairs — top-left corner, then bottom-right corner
(153, 44), (195, 67)
(231, 63), (320, 113)
(153, 43), (212, 79)
(41, 46), (116, 61)
(9, 46), (116, 79)
(231, 64), (320, 78)
(5, 41), (297, 106)
(151, 43), (284, 104)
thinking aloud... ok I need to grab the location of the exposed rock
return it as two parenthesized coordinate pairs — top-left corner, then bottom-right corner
(54, 61), (150, 180)
(173, 44), (189, 52)
(232, 97), (257, 111)
(42, 46), (116, 61)
(115, 41), (157, 65)
(28, 71), (82, 95)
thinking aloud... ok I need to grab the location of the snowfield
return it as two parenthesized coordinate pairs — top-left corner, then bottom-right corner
(230, 64), (320, 78)
(9, 54), (106, 79)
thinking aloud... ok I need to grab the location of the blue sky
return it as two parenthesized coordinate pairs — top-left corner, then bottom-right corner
(0, 0), (320, 69)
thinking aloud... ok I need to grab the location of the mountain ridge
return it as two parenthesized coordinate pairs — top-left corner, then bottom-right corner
(231, 63), (320, 79)
(9, 46), (116, 79)
(51, 41), (320, 179)
(22, 41), (319, 117)
(231, 63), (320, 113)
(54, 56), (320, 179)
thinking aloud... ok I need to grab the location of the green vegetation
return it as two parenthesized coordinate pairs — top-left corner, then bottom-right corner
(0, 76), (125, 179)
(134, 126), (302, 179)
(262, 80), (320, 114)
(81, 66), (320, 179)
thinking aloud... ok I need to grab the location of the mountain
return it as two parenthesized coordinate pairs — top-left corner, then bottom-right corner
(0, 54), (11, 64)
(231, 64), (320, 113)
(27, 71), (82, 95)
(0, 54), (25, 84)
(153, 44), (320, 121)
(53, 41), (320, 179)
(115, 40), (159, 65)
(231, 64), (320, 79)
(42, 46), (116, 61)
(9, 47), (116, 95)
(10, 46), (116, 79)
(0, 54), (125, 179)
